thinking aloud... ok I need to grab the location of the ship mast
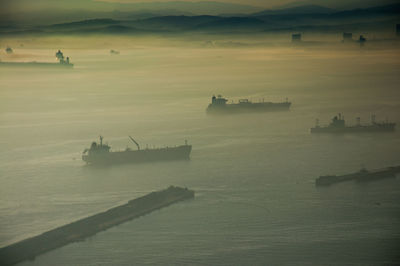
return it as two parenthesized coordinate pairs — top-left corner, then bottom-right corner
(129, 136), (141, 150)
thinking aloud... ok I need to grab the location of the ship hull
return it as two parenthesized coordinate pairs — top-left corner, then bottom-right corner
(207, 102), (291, 114)
(0, 62), (73, 68)
(82, 145), (192, 165)
(311, 124), (395, 134)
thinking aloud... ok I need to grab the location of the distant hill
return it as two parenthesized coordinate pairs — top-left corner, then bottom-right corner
(252, 3), (400, 29)
(251, 5), (336, 16)
(75, 25), (141, 34)
(129, 15), (220, 31)
(49, 19), (120, 29)
(326, 3), (400, 18)
(192, 17), (266, 31)
(272, 0), (398, 10)
(0, 1), (262, 26)
(1, 3), (399, 35)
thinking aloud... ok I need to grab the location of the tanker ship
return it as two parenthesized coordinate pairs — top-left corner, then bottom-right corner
(82, 136), (192, 165)
(206, 95), (291, 114)
(311, 114), (395, 134)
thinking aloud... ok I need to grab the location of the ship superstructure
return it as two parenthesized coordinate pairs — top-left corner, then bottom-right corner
(206, 95), (291, 114)
(55, 50), (73, 66)
(82, 136), (192, 165)
(311, 114), (395, 133)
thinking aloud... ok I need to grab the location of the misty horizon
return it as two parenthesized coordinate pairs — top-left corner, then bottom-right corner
(0, 0), (400, 265)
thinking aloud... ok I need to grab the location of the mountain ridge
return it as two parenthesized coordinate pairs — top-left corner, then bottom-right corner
(1, 3), (399, 35)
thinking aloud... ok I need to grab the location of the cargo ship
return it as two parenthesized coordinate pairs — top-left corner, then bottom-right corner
(0, 186), (194, 266)
(0, 50), (73, 68)
(316, 165), (400, 186)
(206, 95), (291, 114)
(311, 114), (395, 133)
(82, 136), (192, 165)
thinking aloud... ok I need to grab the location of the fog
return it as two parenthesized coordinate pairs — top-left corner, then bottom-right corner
(0, 34), (400, 265)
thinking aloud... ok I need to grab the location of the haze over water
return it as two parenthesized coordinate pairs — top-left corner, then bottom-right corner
(1, 36), (400, 265)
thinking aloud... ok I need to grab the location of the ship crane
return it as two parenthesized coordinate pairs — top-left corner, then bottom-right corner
(129, 136), (140, 150)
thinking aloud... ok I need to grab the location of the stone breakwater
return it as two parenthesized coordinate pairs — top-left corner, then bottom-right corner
(0, 186), (194, 266)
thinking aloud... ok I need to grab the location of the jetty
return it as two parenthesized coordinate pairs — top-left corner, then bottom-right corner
(0, 186), (194, 265)
(315, 166), (400, 186)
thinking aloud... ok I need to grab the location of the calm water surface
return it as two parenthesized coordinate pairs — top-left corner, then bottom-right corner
(0, 45), (399, 265)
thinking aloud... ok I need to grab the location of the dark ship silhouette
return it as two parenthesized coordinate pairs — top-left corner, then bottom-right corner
(0, 50), (73, 68)
(55, 50), (73, 66)
(5, 47), (13, 54)
(206, 95), (291, 114)
(311, 114), (395, 133)
(82, 136), (192, 165)
(316, 165), (400, 186)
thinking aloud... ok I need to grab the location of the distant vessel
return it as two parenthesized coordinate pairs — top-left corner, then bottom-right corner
(206, 95), (291, 114)
(82, 136), (192, 165)
(316, 165), (400, 186)
(0, 50), (73, 68)
(5, 47), (13, 54)
(358, 35), (367, 46)
(311, 114), (395, 133)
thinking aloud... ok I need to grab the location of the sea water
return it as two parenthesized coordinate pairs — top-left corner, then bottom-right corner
(0, 43), (399, 265)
